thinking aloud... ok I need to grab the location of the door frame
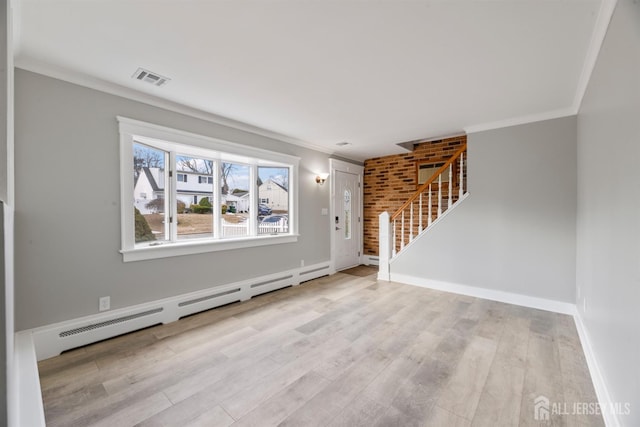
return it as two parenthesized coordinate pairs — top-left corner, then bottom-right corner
(329, 159), (364, 272)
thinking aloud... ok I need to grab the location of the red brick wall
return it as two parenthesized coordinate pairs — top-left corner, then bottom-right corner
(363, 135), (467, 256)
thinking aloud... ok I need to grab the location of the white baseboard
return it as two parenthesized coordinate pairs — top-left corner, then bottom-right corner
(18, 264), (618, 427)
(25, 261), (332, 361)
(389, 273), (576, 315)
(362, 255), (379, 266)
(14, 332), (46, 427)
(389, 273), (625, 426)
(573, 312), (620, 427)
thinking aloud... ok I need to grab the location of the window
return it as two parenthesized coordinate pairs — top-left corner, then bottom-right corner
(258, 167), (289, 234)
(344, 189), (351, 240)
(221, 162), (250, 237)
(417, 161), (449, 185)
(198, 176), (214, 184)
(133, 142), (168, 243)
(119, 117), (299, 262)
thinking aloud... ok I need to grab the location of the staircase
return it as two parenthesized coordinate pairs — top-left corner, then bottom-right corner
(378, 143), (468, 280)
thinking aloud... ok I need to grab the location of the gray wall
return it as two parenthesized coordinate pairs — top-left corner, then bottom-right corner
(576, 0), (640, 424)
(392, 116), (577, 303)
(0, 203), (6, 426)
(0, 1), (7, 203)
(14, 69), (333, 330)
(1, 1), (11, 424)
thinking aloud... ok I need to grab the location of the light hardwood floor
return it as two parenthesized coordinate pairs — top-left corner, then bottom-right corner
(38, 270), (604, 426)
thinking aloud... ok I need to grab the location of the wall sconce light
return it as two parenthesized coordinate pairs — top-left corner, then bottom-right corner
(316, 173), (329, 185)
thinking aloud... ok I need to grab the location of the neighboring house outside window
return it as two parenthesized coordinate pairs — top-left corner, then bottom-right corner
(121, 117), (299, 262)
(258, 177), (289, 212)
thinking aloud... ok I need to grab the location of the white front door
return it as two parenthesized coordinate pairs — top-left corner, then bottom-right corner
(334, 170), (360, 270)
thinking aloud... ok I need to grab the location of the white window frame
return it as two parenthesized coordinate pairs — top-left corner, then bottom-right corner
(119, 117), (299, 262)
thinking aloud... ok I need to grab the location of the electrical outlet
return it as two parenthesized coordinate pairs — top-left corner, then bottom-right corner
(300, 259), (305, 267)
(99, 296), (110, 312)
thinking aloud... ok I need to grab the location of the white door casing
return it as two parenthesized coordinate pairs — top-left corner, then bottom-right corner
(330, 159), (363, 271)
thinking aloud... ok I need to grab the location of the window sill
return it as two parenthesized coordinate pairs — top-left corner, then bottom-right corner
(121, 234), (299, 262)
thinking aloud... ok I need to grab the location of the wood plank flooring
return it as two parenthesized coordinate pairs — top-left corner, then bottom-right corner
(38, 270), (604, 426)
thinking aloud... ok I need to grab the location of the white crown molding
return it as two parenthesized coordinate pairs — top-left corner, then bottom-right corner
(464, 0), (617, 136)
(463, 107), (576, 135)
(14, 57), (336, 156)
(572, 0), (618, 113)
(14, 0), (617, 157)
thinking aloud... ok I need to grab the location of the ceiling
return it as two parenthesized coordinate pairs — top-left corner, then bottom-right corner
(15, 0), (602, 161)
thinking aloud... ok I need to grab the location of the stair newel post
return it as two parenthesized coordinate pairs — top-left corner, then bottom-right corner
(400, 211), (405, 250)
(437, 174), (442, 217)
(385, 143), (466, 259)
(428, 184), (432, 226)
(392, 219), (397, 256)
(418, 193), (423, 232)
(459, 152), (464, 198)
(378, 211), (392, 281)
(409, 202), (414, 242)
(448, 163), (453, 209)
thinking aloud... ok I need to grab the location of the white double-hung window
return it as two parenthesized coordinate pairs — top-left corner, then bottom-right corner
(119, 117), (299, 262)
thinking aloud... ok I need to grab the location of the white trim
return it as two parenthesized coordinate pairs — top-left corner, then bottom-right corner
(14, 332), (45, 427)
(572, 0), (618, 113)
(463, 0), (617, 136)
(14, 0), (617, 161)
(13, 262), (332, 426)
(389, 274), (576, 315)
(362, 255), (379, 266)
(4, 204), (16, 427)
(119, 116), (300, 262)
(389, 192), (470, 264)
(463, 108), (575, 135)
(329, 159), (364, 271)
(23, 260), (332, 361)
(121, 234), (299, 262)
(388, 273), (620, 426)
(118, 116), (301, 165)
(15, 60), (336, 157)
(377, 212), (391, 281)
(573, 312), (620, 427)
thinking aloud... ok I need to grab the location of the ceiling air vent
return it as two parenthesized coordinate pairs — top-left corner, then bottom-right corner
(132, 67), (170, 87)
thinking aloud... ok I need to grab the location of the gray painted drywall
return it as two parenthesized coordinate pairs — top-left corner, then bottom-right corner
(391, 116), (577, 303)
(0, 203), (6, 426)
(0, 1), (7, 203)
(1, 2), (11, 424)
(14, 69), (333, 330)
(576, 0), (640, 423)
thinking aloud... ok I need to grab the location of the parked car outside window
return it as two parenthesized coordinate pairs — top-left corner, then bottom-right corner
(258, 204), (272, 216)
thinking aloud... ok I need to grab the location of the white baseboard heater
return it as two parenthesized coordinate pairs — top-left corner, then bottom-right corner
(27, 261), (333, 361)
